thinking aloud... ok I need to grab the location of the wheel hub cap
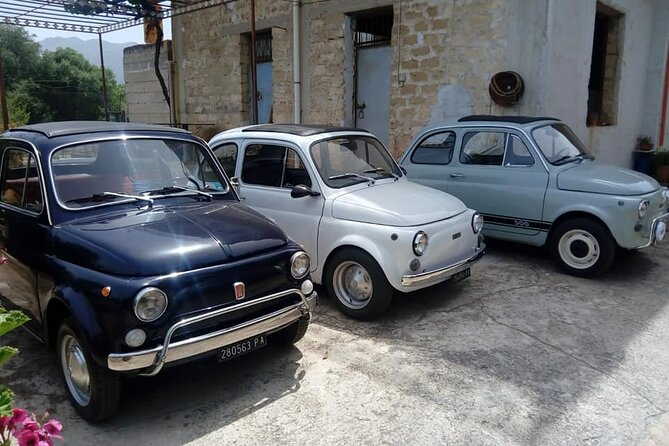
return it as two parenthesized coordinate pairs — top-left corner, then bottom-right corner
(558, 229), (600, 270)
(61, 334), (91, 406)
(333, 261), (373, 310)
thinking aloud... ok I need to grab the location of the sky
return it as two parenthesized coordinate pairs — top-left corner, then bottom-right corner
(27, 18), (172, 44)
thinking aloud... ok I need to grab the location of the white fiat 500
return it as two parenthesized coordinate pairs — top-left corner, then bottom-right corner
(210, 125), (485, 319)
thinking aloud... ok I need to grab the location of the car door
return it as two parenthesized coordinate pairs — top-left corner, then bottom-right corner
(226, 140), (325, 271)
(0, 142), (49, 333)
(445, 129), (549, 238)
(404, 128), (549, 238)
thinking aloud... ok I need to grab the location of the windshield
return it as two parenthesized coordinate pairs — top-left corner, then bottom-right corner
(532, 123), (592, 165)
(309, 136), (401, 188)
(51, 138), (228, 209)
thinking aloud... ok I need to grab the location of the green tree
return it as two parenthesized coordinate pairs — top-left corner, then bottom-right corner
(0, 23), (126, 124)
(0, 25), (41, 91)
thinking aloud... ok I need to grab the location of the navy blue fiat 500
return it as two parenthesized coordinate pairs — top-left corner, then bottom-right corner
(0, 122), (316, 421)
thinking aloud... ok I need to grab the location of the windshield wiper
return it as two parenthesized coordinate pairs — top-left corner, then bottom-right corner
(363, 167), (399, 180)
(328, 172), (375, 184)
(140, 185), (213, 200)
(65, 191), (154, 206)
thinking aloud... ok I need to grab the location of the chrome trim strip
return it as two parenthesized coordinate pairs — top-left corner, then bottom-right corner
(0, 138), (53, 225)
(634, 212), (669, 250)
(47, 135), (230, 212)
(401, 246), (486, 287)
(108, 289), (316, 374)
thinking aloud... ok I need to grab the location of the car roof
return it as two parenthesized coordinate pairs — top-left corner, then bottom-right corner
(210, 124), (375, 146)
(5, 121), (190, 138)
(457, 115), (560, 124)
(240, 124), (364, 137)
(417, 115), (562, 135)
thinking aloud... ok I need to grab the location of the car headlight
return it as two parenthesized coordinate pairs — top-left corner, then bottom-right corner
(413, 231), (428, 256)
(133, 287), (168, 322)
(290, 251), (310, 279)
(472, 212), (484, 233)
(638, 200), (650, 219)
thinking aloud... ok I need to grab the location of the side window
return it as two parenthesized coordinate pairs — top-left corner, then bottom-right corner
(505, 135), (535, 167)
(460, 131), (506, 166)
(242, 144), (286, 187)
(242, 144), (311, 188)
(410, 131), (456, 165)
(213, 143), (238, 177)
(1, 148), (43, 213)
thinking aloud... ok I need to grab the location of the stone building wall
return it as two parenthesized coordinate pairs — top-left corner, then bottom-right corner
(166, 0), (669, 166)
(123, 41), (172, 124)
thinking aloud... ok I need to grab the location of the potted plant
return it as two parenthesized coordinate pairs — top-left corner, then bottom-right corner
(633, 135), (656, 175)
(653, 148), (669, 185)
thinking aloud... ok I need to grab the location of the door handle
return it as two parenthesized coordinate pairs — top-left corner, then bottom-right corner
(450, 173), (465, 178)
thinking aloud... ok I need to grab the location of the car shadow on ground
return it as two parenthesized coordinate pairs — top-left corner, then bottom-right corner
(0, 330), (306, 445)
(313, 240), (669, 443)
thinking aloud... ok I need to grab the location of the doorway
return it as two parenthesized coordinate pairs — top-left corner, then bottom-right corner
(248, 30), (273, 124)
(353, 11), (393, 147)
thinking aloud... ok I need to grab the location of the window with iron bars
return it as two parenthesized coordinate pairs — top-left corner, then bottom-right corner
(353, 12), (393, 47)
(253, 30), (272, 63)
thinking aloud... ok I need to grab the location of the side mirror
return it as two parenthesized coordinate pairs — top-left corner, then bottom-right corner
(230, 176), (241, 197)
(291, 184), (321, 199)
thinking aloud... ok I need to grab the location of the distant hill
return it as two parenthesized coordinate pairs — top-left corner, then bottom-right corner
(38, 37), (139, 83)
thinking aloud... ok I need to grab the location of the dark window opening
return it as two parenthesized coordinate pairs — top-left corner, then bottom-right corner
(253, 30), (273, 63)
(353, 10), (393, 47)
(587, 3), (622, 127)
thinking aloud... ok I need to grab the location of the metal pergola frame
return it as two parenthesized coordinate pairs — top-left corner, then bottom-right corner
(0, 0), (235, 127)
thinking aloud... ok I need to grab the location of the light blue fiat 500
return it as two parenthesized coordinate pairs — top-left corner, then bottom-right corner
(399, 116), (669, 277)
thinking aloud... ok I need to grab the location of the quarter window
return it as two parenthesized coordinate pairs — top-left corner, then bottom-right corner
(505, 135), (534, 167)
(410, 131), (456, 165)
(1, 148), (43, 213)
(242, 144), (311, 188)
(460, 131), (506, 166)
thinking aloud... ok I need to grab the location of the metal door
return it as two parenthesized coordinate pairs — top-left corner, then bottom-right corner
(355, 45), (391, 147)
(256, 62), (273, 124)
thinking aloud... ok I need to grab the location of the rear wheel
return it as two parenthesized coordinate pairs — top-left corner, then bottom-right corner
(269, 318), (309, 346)
(57, 318), (120, 422)
(324, 248), (393, 320)
(550, 218), (616, 277)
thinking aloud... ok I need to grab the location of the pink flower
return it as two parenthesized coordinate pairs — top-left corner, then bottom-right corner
(0, 415), (10, 428)
(22, 419), (40, 432)
(11, 408), (27, 425)
(17, 429), (40, 446)
(43, 420), (62, 439)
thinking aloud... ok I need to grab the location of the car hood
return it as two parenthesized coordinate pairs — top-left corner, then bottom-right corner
(53, 201), (288, 276)
(331, 180), (467, 226)
(557, 161), (659, 196)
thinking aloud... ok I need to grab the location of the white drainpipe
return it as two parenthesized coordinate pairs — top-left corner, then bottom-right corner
(292, 0), (301, 123)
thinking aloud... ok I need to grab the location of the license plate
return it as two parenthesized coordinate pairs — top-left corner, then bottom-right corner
(219, 335), (266, 362)
(451, 268), (471, 283)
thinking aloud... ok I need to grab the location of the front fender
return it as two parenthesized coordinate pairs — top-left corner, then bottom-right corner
(544, 190), (640, 247)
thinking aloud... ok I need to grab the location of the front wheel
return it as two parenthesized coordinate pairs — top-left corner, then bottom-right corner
(324, 248), (394, 320)
(57, 318), (121, 422)
(550, 218), (616, 277)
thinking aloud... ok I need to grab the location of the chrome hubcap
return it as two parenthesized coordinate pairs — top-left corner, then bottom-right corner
(558, 229), (600, 270)
(333, 261), (373, 310)
(60, 334), (91, 406)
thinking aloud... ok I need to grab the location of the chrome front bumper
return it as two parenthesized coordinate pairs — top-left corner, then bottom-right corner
(635, 212), (669, 250)
(401, 245), (486, 287)
(108, 289), (317, 375)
